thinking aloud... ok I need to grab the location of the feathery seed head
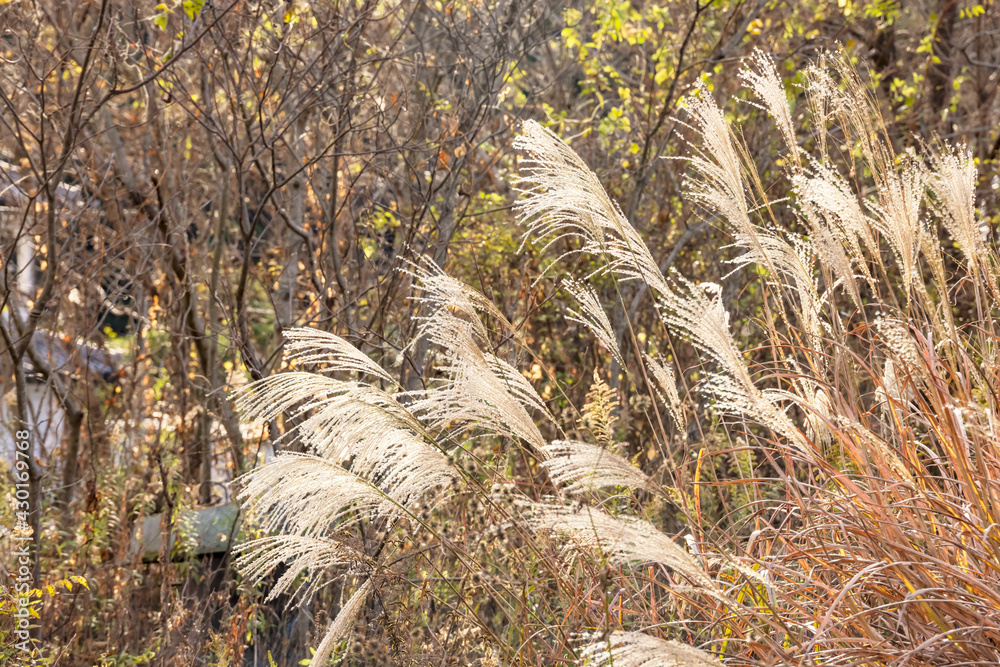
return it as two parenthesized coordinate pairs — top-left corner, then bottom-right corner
(580, 631), (723, 667)
(643, 354), (686, 434)
(540, 440), (653, 493)
(523, 502), (713, 589)
(740, 49), (799, 169)
(309, 579), (374, 667)
(563, 279), (625, 366)
(282, 328), (398, 385)
(925, 142), (986, 268)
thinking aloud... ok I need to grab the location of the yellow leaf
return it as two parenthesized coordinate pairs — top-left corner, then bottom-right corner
(71, 575), (89, 590)
(45, 585), (55, 597)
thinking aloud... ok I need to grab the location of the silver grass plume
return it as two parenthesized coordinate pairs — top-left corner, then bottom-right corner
(875, 358), (897, 410)
(293, 388), (423, 459)
(513, 121), (810, 455)
(540, 441), (653, 493)
(803, 386), (833, 448)
(235, 372), (453, 507)
(236, 451), (448, 603)
(406, 263), (550, 449)
(310, 579), (374, 667)
(603, 225), (674, 297)
(406, 256), (513, 344)
(679, 81), (791, 294)
(235, 374), (421, 444)
(408, 315), (547, 450)
(867, 158), (925, 301)
(797, 200), (864, 310)
(817, 52), (926, 302)
(925, 143), (987, 270)
(563, 279), (625, 366)
(513, 120), (618, 254)
(514, 121), (670, 297)
(644, 354), (686, 434)
(680, 83), (753, 243)
(680, 78), (833, 355)
(799, 53), (936, 308)
(523, 503), (713, 590)
(793, 159), (879, 288)
(724, 228), (825, 354)
(513, 120), (626, 256)
(234, 535), (356, 604)
(730, 56), (837, 344)
(238, 454), (399, 537)
(740, 49), (800, 171)
(874, 317), (924, 371)
(234, 372), (362, 425)
(657, 277), (812, 456)
(922, 142), (1000, 316)
(235, 455), (395, 603)
(233, 329), (455, 642)
(283, 327), (398, 385)
(580, 631), (723, 667)
(287, 391), (454, 501)
(484, 352), (552, 418)
(801, 58), (848, 163)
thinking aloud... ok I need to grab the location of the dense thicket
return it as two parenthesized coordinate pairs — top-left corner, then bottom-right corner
(1, 0), (998, 664)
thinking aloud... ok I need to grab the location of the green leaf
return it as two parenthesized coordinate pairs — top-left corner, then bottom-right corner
(182, 0), (204, 20)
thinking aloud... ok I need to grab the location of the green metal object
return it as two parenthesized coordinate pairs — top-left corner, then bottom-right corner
(133, 503), (241, 562)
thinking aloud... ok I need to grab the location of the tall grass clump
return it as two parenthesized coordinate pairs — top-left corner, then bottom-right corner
(233, 50), (1000, 665)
